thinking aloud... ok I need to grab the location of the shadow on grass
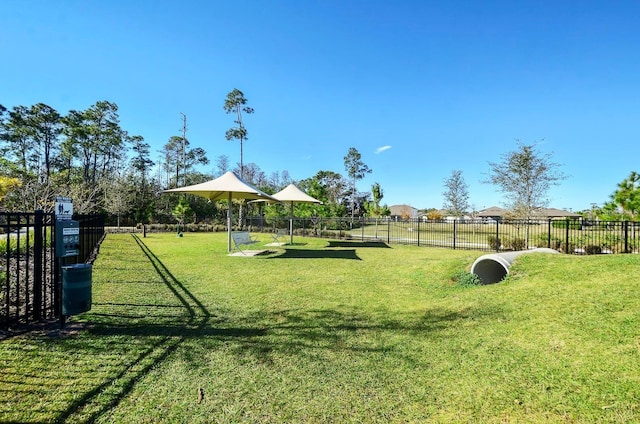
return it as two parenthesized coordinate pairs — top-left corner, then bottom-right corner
(215, 305), (505, 368)
(327, 240), (391, 248)
(50, 233), (232, 424)
(270, 248), (361, 260)
(8, 233), (500, 423)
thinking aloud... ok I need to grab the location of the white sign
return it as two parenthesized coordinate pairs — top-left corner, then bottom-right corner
(55, 196), (73, 221)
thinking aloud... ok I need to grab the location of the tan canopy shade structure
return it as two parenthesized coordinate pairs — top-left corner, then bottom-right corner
(272, 184), (322, 245)
(163, 171), (278, 252)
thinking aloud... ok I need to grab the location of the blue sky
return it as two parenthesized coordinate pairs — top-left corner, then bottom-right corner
(2, 0), (639, 212)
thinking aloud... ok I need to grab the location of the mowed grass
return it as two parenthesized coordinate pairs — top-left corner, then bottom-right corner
(1, 232), (639, 423)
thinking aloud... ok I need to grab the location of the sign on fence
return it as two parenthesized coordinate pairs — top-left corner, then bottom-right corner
(55, 196), (73, 221)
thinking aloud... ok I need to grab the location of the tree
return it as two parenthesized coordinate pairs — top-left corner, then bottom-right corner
(26, 103), (62, 183)
(298, 172), (346, 218)
(161, 135), (209, 188)
(611, 171), (640, 220)
(223, 88), (254, 179)
(365, 182), (390, 238)
(2, 105), (35, 178)
(343, 147), (372, 220)
(442, 170), (470, 219)
(62, 101), (127, 187)
(486, 141), (566, 220)
(172, 197), (193, 236)
(129, 136), (155, 223)
(0, 176), (21, 205)
(214, 154), (230, 177)
(486, 141), (566, 248)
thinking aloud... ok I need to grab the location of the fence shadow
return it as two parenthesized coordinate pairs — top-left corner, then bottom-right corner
(327, 240), (391, 248)
(52, 233), (221, 423)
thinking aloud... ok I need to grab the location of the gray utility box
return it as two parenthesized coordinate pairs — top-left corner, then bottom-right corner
(62, 263), (92, 316)
(56, 220), (80, 258)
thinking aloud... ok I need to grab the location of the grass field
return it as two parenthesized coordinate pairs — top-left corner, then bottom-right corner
(1, 232), (639, 423)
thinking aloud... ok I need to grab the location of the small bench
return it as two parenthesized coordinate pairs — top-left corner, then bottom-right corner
(272, 228), (288, 243)
(231, 231), (260, 255)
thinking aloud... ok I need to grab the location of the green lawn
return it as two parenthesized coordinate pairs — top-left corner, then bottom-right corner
(1, 232), (639, 423)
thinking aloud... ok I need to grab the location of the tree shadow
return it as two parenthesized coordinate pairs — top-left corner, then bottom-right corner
(270, 248), (361, 260)
(210, 304), (506, 369)
(50, 234), (220, 423)
(8, 233), (502, 423)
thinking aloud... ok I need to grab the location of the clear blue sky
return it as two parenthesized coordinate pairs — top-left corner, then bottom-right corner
(2, 0), (639, 212)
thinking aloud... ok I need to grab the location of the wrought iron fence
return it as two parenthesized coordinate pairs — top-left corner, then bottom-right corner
(1, 212), (105, 331)
(1, 211), (57, 330)
(75, 214), (106, 264)
(247, 216), (640, 254)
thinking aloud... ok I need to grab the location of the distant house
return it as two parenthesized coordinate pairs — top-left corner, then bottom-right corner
(477, 206), (581, 220)
(389, 204), (418, 220)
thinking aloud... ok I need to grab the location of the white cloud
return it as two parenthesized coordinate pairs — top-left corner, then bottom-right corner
(375, 145), (392, 154)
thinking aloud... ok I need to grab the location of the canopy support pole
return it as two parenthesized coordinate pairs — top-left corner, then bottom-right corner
(227, 191), (233, 252)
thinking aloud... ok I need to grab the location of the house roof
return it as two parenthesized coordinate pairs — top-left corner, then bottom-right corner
(477, 206), (581, 219)
(477, 206), (507, 217)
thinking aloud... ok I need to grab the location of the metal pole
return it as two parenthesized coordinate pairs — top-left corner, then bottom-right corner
(34, 210), (43, 321)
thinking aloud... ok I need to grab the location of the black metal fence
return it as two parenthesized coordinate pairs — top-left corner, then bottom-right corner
(1, 212), (105, 331)
(247, 217), (640, 254)
(1, 211), (57, 330)
(75, 214), (106, 264)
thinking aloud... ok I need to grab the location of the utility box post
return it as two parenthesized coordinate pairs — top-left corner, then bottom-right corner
(54, 196), (93, 327)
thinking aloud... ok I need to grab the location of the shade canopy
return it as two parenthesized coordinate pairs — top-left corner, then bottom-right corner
(163, 171), (278, 251)
(272, 184), (322, 245)
(164, 171), (276, 201)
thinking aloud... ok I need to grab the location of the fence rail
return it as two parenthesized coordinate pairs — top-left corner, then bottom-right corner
(1, 212), (105, 332)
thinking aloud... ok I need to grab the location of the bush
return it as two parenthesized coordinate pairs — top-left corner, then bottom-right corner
(487, 235), (501, 251)
(535, 234), (562, 249)
(509, 237), (527, 251)
(584, 245), (602, 255)
(451, 270), (482, 286)
(560, 241), (576, 254)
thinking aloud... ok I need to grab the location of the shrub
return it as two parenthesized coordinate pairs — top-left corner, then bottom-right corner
(535, 234), (562, 249)
(584, 245), (602, 255)
(560, 241), (576, 254)
(451, 270), (482, 286)
(487, 235), (501, 251)
(509, 237), (527, 251)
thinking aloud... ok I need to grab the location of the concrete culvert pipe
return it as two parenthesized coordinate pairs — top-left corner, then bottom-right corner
(470, 248), (559, 285)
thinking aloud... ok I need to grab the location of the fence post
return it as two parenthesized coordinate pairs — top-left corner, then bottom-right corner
(547, 219), (552, 249)
(417, 217), (420, 246)
(33, 210), (44, 320)
(495, 219), (500, 252)
(565, 218), (570, 254)
(453, 219), (457, 250)
(387, 219), (390, 244)
(624, 221), (629, 253)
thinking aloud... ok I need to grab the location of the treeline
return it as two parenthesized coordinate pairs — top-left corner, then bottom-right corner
(0, 101), (371, 225)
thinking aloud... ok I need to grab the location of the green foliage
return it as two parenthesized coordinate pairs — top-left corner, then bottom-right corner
(443, 170), (470, 218)
(0, 234), (31, 255)
(450, 270), (482, 286)
(486, 141), (566, 219)
(487, 235), (501, 250)
(535, 233), (562, 249)
(508, 237), (527, 251)
(343, 147), (372, 218)
(551, 219), (582, 229)
(611, 171), (640, 220)
(584, 245), (602, 255)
